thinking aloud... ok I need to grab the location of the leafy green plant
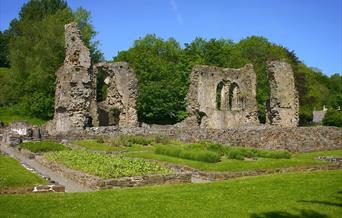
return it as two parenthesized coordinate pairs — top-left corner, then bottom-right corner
(155, 145), (221, 163)
(44, 150), (171, 178)
(19, 141), (67, 153)
(322, 110), (342, 127)
(223, 146), (291, 160)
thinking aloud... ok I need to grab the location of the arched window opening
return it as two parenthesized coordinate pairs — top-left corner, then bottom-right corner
(216, 80), (229, 110)
(229, 83), (241, 111)
(96, 69), (109, 102)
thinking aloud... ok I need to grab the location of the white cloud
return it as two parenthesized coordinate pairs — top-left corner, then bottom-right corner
(170, 0), (183, 25)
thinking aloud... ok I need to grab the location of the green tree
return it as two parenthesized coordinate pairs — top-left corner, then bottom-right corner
(114, 34), (189, 124)
(0, 31), (10, 67)
(1, 0), (102, 119)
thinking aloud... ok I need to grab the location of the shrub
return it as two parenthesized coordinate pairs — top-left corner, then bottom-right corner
(155, 145), (221, 163)
(322, 110), (342, 127)
(153, 135), (171, 144)
(19, 141), (67, 153)
(106, 135), (153, 147)
(223, 146), (291, 160)
(95, 136), (105, 144)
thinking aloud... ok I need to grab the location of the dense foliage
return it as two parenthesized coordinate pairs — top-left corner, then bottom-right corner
(115, 35), (341, 125)
(322, 110), (342, 127)
(45, 150), (171, 178)
(0, 0), (103, 119)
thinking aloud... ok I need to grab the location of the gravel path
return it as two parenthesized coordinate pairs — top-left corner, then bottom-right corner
(0, 144), (92, 193)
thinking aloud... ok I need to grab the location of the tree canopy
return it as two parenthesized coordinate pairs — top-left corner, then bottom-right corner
(0, 0), (103, 119)
(1, 0), (340, 127)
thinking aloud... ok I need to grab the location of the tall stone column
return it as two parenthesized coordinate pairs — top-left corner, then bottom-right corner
(266, 61), (299, 127)
(50, 22), (96, 133)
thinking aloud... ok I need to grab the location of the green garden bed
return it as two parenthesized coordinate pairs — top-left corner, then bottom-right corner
(44, 150), (172, 178)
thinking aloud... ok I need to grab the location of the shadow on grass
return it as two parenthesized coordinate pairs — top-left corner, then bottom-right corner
(299, 190), (342, 208)
(250, 209), (329, 218)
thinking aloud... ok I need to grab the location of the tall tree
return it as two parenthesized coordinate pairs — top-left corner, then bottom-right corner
(1, 0), (102, 119)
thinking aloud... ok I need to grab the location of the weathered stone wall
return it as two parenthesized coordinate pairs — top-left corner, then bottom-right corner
(84, 126), (342, 152)
(49, 22), (95, 133)
(313, 109), (327, 124)
(182, 64), (259, 129)
(93, 62), (138, 127)
(266, 61), (299, 127)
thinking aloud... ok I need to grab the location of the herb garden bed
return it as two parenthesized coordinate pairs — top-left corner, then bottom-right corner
(35, 150), (191, 189)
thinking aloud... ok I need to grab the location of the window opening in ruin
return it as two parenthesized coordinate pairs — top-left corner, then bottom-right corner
(216, 80), (229, 111)
(229, 83), (240, 111)
(195, 110), (207, 125)
(96, 69), (108, 102)
(111, 108), (121, 125)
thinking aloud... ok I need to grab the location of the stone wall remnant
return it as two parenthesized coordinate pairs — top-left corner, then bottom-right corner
(182, 64), (259, 129)
(266, 61), (299, 127)
(92, 62), (138, 127)
(50, 22), (96, 133)
(313, 106), (328, 124)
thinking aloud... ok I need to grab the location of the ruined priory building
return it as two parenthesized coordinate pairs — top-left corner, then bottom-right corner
(48, 22), (138, 134)
(49, 22), (299, 134)
(182, 64), (259, 129)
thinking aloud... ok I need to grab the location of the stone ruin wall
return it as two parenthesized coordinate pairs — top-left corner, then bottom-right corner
(48, 22), (138, 135)
(48, 22), (300, 135)
(266, 61), (299, 127)
(182, 64), (259, 129)
(49, 22), (95, 133)
(93, 62), (138, 127)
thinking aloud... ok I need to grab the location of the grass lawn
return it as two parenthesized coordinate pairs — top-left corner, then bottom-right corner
(73, 139), (153, 152)
(0, 107), (46, 126)
(126, 150), (342, 172)
(0, 170), (341, 217)
(19, 141), (67, 153)
(0, 155), (47, 191)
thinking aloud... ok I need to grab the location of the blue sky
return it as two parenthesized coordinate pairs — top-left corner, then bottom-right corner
(1, 0), (341, 76)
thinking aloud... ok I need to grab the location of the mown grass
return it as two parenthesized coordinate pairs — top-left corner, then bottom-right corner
(126, 150), (342, 172)
(19, 141), (67, 153)
(0, 170), (341, 217)
(0, 155), (47, 190)
(73, 139), (153, 152)
(0, 107), (46, 125)
(44, 150), (171, 178)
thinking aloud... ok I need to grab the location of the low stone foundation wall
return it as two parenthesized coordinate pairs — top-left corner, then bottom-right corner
(36, 155), (191, 189)
(315, 156), (342, 163)
(79, 125), (342, 152)
(36, 156), (101, 188)
(0, 184), (65, 195)
(101, 174), (191, 189)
